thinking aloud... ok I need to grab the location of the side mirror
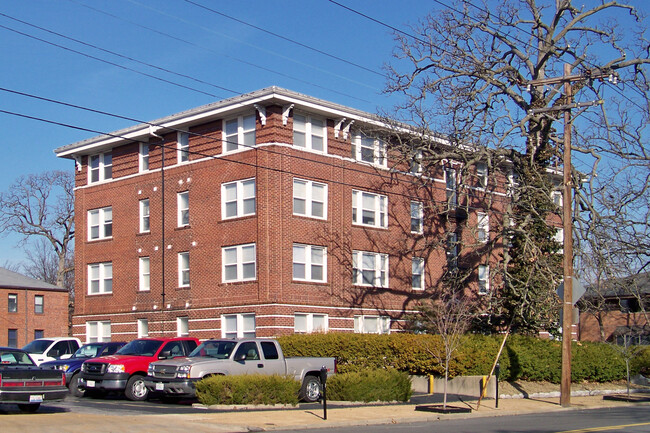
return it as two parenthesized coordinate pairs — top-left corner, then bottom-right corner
(60, 354), (73, 360)
(158, 350), (172, 359)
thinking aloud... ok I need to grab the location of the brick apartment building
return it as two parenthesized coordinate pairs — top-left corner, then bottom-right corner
(54, 87), (511, 343)
(1, 267), (69, 347)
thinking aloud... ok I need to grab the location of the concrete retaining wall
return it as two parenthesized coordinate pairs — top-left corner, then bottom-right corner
(411, 375), (497, 399)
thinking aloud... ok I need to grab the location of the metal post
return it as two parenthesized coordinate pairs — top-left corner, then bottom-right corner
(495, 363), (500, 409)
(320, 366), (328, 420)
(560, 63), (574, 408)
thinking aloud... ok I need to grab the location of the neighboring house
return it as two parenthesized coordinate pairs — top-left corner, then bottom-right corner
(578, 272), (649, 344)
(54, 86), (550, 341)
(0, 267), (69, 347)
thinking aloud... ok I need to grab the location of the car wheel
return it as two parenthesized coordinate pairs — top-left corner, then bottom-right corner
(17, 403), (40, 413)
(69, 373), (85, 398)
(299, 375), (321, 403)
(125, 374), (148, 401)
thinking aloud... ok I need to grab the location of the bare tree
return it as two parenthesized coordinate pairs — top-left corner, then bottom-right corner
(0, 170), (75, 293)
(384, 0), (649, 333)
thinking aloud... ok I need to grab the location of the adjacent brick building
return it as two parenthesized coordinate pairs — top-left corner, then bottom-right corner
(0, 267), (69, 347)
(55, 87), (511, 342)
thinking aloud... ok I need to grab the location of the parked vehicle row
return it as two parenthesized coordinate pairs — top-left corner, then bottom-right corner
(2, 336), (336, 412)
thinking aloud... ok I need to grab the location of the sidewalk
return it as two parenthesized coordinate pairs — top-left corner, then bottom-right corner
(1, 391), (648, 433)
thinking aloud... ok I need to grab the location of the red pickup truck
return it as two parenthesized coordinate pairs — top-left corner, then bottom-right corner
(79, 337), (198, 401)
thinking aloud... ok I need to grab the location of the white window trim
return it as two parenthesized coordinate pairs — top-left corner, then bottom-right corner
(221, 313), (256, 338)
(293, 178), (328, 220)
(354, 315), (390, 334)
(139, 142), (150, 172)
(294, 313), (328, 334)
(445, 167), (458, 208)
(221, 178), (256, 220)
(352, 250), (389, 287)
(178, 252), (190, 288)
(551, 191), (563, 207)
(88, 206), (112, 241)
(222, 243), (257, 283)
(411, 201), (423, 234)
(177, 131), (189, 163)
(139, 257), (150, 292)
(88, 262), (112, 295)
(477, 162), (488, 189)
(412, 257), (424, 290)
(478, 212), (489, 243)
(139, 199), (150, 233)
(223, 114), (256, 154)
(86, 320), (111, 343)
(352, 133), (387, 167)
(177, 317), (189, 337)
(293, 113), (327, 153)
(177, 191), (189, 227)
(137, 319), (149, 338)
(478, 265), (490, 295)
(410, 150), (423, 174)
(88, 152), (112, 184)
(292, 244), (327, 283)
(352, 190), (387, 229)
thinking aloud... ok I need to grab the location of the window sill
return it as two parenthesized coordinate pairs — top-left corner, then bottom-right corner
(87, 237), (113, 243)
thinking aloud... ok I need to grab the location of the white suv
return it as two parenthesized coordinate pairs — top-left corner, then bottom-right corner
(22, 337), (82, 365)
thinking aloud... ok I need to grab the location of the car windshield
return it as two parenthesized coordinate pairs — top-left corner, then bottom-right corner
(0, 350), (35, 366)
(22, 339), (54, 354)
(189, 340), (237, 359)
(73, 343), (104, 358)
(116, 339), (163, 356)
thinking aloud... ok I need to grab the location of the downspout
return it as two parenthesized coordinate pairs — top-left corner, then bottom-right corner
(149, 126), (165, 335)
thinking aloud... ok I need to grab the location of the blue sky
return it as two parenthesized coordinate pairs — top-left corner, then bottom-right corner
(0, 0), (436, 266)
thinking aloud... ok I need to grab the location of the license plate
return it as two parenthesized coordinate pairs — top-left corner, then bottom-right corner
(155, 383), (164, 391)
(29, 395), (43, 403)
(86, 380), (95, 388)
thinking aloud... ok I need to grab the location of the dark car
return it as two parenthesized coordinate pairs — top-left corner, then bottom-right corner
(0, 347), (68, 413)
(42, 342), (126, 397)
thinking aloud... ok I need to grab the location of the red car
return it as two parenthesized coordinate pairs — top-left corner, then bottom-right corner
(78, 337), (198, 401)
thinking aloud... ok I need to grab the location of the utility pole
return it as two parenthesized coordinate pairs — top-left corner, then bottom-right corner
(528, 64), (610, 407)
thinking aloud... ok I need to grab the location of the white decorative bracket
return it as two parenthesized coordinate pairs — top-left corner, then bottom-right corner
(149, 125), (163, 139)
(282, 104), (294, 126)
(254, 104), (267, 126)
(334, 118), (346, 138)
(73, 155), (82, 172)
(343, 119), (354, 140)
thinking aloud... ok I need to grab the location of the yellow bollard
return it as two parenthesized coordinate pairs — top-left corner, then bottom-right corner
(481, 376), (488, 398)
(429, 375), (434, 394)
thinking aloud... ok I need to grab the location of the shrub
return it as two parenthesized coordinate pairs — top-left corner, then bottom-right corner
(196, 374), (300, 406)
(327, 369), (412, 402)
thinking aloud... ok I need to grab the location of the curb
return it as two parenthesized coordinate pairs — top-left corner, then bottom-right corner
(500, 388), (648, 399)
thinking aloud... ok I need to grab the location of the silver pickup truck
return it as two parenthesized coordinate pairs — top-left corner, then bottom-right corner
(143, 338), (336, 402)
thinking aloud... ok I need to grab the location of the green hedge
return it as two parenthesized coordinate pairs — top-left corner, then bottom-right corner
(196, 374), (300, 406)
(327, 369), (412, 402)
(278, 333), (634, 383)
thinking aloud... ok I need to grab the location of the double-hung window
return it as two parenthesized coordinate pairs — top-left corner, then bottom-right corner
(447, 233), (459, 268)
(352, 250), (388, 287)
(177, 317), (189, 337)
(89, 152), (112, 183)
(478, 212), (489, 243)
(293, 114), (326, 152)
(411, 201), (423, 234)
(222, 178), (256, 219)
(178, 252), (190, 287)
(412, 257), (424, 290)
(410, 150), (423, 174)
(34, 295), (44, 314)
(8, 294), (17, 313)
(139, 257), (150, 291)
(88, 262), (112, 294)
(477, 162), (488, 189)
(222, 243), (256, 282)
(478, 265), (489, 295)
(178, 131), (189, 163)
(445, 167), (457, 209)
(293, 244), (326, 282)
(293, 178), (327, 219)
(352, 190), (387, 228)
(139, 199), (150, 233)
(88, 207), (112, 241)
(354, 315), (390, 334)
(139, 143), (150, 172)
(86, 321), (111, 343)
(138, 319), (149, 338)
(352, 133), (386, 167)
(224, 114), (256, 153)
(294, 313), (328, 334)
(221, 313), (256, 338)
(177, 192), (189, 227)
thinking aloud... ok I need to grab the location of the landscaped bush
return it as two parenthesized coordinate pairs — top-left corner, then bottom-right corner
(278, 333), (631, 383)
(631, 345), (650, 376)
(195, 374), (300, 406)
(326, 369), (412, 402)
